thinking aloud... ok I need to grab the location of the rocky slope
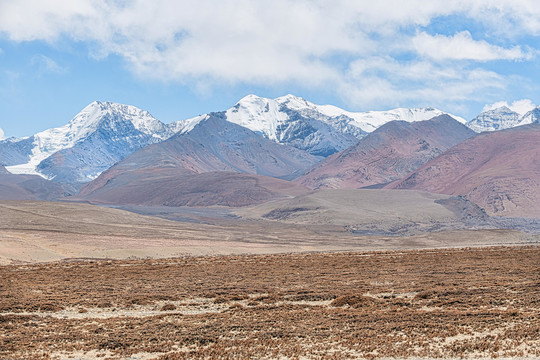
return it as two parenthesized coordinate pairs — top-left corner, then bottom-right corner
(79, 169), (309, 207)
(88, 114), (319, 180)
(77, 115), (316, 206)
(0, 173), (74, 201)
(297, 115), (476, 189)
(387, 124), (540, 218)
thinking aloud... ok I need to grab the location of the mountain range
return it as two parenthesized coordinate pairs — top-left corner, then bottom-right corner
(387, 124), (540, 218)
(297, 115), (476, 189)
(1, 94), (539, 219)
(0, 95), (465, 183)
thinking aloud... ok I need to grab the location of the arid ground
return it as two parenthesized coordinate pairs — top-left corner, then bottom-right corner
(1, 200), (538, 265)
(1, 246), (539, 359)
(1, 201), (539, 359)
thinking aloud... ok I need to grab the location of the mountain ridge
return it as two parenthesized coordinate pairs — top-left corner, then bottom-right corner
(77, 114), (317, 206)
(297, 115), (476, 190)
(1, 101), (179, 183)
(468, 105), (540, 132)
(171, 94), (467, 157)
(386, 123), (540, 218)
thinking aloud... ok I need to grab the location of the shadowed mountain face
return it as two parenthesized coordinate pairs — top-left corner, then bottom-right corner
(99, 115), (320, 180)
(387, 124), (540, 218)
(0, 173), (74, 201)
(0, 164), (9, 175)
(0, 137), (35, 167)
(297, 115), (476, 189)
(36, 116), (164, 184)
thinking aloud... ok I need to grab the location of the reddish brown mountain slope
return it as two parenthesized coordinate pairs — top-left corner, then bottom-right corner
(106, 114), (319, 180)
(297, 115), (475, 189)
(77, 115), (314, 207)
(0, 173), (74, 201)
(387, 124), (540, 218)
(78, 169), (308, 207)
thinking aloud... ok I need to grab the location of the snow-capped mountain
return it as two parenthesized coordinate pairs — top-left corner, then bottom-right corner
(467, 106), (522, 132)
(520, 106), (540, 125)
(467, 106), (540, 132)
(172, 94), (466, 157)
(0, 101), (177, 184)
(0, 94), (477, 185)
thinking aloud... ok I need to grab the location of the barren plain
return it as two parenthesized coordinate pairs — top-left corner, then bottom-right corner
(1, 200), (539, 359)
(0, 200), (538, 265)
(1, 246), (539, 359)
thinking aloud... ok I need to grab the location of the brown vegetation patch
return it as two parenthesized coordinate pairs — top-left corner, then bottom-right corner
(0, 246), (538, 359)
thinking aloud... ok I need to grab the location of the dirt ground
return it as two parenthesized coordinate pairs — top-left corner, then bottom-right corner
(1, 201), (538, 265)
(1, 246), (539, 359)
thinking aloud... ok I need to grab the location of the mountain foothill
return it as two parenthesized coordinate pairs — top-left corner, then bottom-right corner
(1, 94), (538, 220)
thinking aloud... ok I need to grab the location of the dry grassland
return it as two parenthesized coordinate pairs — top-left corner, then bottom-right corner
(1, 246), (539, 359)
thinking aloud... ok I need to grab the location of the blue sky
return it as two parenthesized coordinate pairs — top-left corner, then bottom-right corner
(0, 0), (539, 138)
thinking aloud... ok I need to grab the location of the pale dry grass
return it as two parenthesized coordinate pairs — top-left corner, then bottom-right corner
(1, 246), (538, 359)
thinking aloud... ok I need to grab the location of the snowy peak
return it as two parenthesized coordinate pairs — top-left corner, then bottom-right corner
(519, 106), (540, 125)
(71, 101), (170, 138)
(467, 106), (521, 132)
(275, 94), (313, 110)
(467, 105), (539, 132)
(229, 94), (465, 133)
(225, 95), (287, 141)
(3, 101), (175, 182)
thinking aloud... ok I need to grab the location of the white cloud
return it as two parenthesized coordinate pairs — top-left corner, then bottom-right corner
(482, 99), (536, 115)
(31, 54), (67, 74)
(413, 31), (531, 61)
(0, 128), (5, 140)
(344, 56), (505, 111)
(467, 1), (540, 36)
(510, 99), (537, 115)
(0, 0), (538, 113)
(482, 101), (511, 112)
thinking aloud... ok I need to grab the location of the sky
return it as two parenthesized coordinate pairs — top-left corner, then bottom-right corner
(0, 0), (539, 139)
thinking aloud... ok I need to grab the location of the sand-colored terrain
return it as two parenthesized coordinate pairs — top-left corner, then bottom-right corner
(1, 200), (539, 359)
(0, 200), (538, 265)
(236, 189), (497, 235)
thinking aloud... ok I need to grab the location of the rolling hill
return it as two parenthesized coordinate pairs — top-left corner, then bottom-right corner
(387, 124), (540, 218)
